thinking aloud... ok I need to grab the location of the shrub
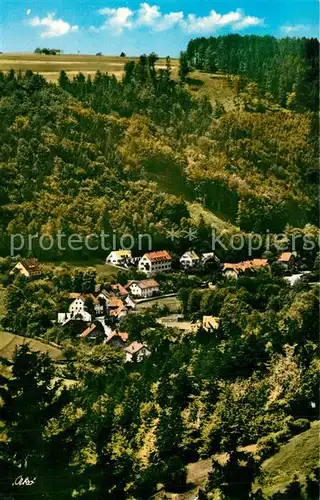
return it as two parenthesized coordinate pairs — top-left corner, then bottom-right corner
(256, 433), (280, 461)
(289, 418), (310, 436)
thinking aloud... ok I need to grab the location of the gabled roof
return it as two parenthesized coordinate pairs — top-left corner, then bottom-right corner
(124, 341), (146, 354)
(223, 259), (268, 273)
(277, 252), (294, 262)
(111, 283), (129, 296)
(108, 250), (132, 258)
(143, 250), (172, 262)
(80, 324), (97, 338)
(126, 279), (159, 290)
(18, 258), (42, 275)
(181, 251), (199, 260)
(106, 331), (128, 343)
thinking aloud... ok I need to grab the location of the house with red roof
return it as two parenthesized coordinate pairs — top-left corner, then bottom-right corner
(138, 250), (172, 276)
(124, 341), (151, 362)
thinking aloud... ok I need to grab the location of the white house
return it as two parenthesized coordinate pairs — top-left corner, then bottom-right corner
(106, 250), (132, 266)
(180, 251), (200, 269)
(57, 311), (92, 324)
(126, 279), (160, 298)
(138, 250), (172, 276)
(124, 342), (151, 362)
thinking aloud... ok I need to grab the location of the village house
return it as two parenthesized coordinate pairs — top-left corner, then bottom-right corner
(69, 293), (105, 316)
(107, 297), (127, 321)
(106, 250), (132, 266)
(12, 258), (43, 279)
(124, 341), (151, 362)
(180, 251), (200, 269)
(57, 311), (92, 324)
(125, 279), (160, 298)
(201, 252), (220, 266)
(105, 331), (128, 348)
(138, 250), (172, 276)
(277, 251), (296, 269)
(222, 259), (269, 279)
(79, 323), (105, 342)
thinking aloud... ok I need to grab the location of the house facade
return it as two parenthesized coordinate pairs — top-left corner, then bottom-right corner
(126, 279), (160, 298)
(180, 251), (200, 269)
(138, 250), (172, 276)
(106, 250), (132, 266)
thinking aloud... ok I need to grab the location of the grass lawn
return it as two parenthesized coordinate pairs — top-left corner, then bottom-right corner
(0, 330), (63, 361)
(136, 295), (181, 313)
(255, 421), (320, 497)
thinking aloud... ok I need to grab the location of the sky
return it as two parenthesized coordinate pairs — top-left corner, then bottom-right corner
(1, 0), (319, 56)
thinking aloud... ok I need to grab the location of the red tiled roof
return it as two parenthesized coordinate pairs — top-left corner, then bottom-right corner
(106, 331), (128, 343)
(111, 284), (129, 296)
(80, 324), (97, 338)
(124, 341), (145, 354)
(223, 259), (268, 273)
(278, 252), (293, 262)
(144, 250), (172, 262)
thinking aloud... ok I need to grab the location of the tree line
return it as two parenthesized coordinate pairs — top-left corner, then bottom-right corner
(182, 34), (319, 111)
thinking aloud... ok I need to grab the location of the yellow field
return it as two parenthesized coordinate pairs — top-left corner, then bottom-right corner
(0, 53), (179, 82)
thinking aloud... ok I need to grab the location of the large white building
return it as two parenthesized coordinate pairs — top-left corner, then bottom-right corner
(138, 250), (172, 276)
(106, 250), (132, 266)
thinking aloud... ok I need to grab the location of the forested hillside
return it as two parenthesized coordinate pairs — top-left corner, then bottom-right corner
(0, 50), (318, 259)
(184, 35), (319, 110)
(0, 38), (319, 499)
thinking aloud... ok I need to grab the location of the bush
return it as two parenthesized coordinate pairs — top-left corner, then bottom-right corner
(289, 418), (310, 436)
(256, 433), (280, 461)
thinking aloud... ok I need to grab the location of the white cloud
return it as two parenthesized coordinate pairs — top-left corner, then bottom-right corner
(97, 7), (134, 34)
(137, 3), (161, 26)
(93, 4), (264, 35)
(181, 8), (264, 33)
(281, 24), (311, 34)
(28, 13), (79, 38)
(25, 8), (31, 16)
(154, 12), (184, 32)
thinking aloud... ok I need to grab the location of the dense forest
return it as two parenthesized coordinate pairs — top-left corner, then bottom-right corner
(183, 35), (319, 111)
(0, 35), (319, 499)
(0, 49), (318, 259)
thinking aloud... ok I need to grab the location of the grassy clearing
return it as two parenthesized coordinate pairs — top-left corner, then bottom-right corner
(256, 421), (320, 497)
(0, 330), (63, 361)
(186, 71), (236, 111)
(136, 296), (181, 313)
(42, 259), (120, 281)
(187, 202), (239, 233)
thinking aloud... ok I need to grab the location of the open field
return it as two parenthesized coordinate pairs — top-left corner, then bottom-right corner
(42, 259), (120, 281)
(0, 330), (63, 361)
(136, 295), (181, 313)
(0, 53), (179, 82)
